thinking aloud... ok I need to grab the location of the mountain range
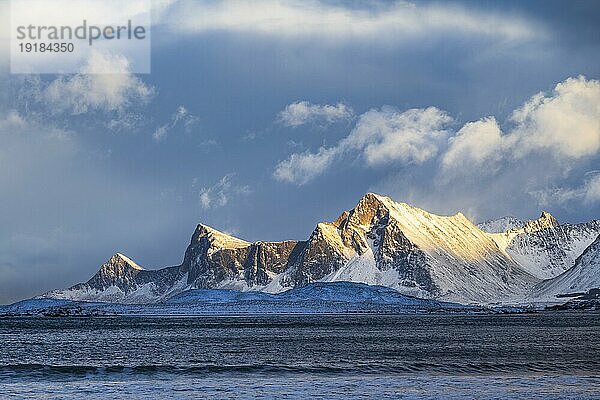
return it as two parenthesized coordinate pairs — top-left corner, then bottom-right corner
(41, 193), (600, 306)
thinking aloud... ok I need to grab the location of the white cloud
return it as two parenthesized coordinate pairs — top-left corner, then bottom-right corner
(0, 110), (27, 131)
(441, 76), (600, 177)
(165, 0), (542, 43)
(152, 106), (199, 142)
(344, 107), (451, 166)
(43, 51), (154, 115)
(278, 101), (353, 127)
(508, 76), (600, 159)
(274, 106), (451, 184)
(441, 117), (504, 172)
(273, 147), (338, 185)
(198, 174), (251, 209)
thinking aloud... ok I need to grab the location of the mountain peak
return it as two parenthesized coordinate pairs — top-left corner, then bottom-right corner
(540, 211), (557, 221)
(108, 253), (143, 270)
(357, 192), (388, 207)
(523, 211), (559, 233)
(192, 223), (250, 249)
(346, 192), (395, 226)
(349, 192), (471, 228)
(84, 252), (145, 291)
(361, 191), (384, 200)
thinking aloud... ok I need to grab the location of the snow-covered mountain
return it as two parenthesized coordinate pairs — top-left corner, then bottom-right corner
(485, 213), (600, 280)
(533, 234), (600, 300)
(275, 193), (536, 303)
(40, 193), (599, 305)
(44, 253), (187, 303)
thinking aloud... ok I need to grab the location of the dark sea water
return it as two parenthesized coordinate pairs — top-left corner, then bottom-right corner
(1, 313), (599, 399)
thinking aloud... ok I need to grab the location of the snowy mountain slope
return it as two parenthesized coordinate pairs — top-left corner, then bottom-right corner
(533, 234), (600, 300)
(487, 213), (600, 280)
(330, 194), (535, 302)
(478, 216), (524, 233)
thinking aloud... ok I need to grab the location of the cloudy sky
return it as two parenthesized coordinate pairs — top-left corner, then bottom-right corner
(1, 0), (599, 304)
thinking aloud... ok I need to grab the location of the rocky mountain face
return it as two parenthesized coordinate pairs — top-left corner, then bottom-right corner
(42, 193), (600, 305)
